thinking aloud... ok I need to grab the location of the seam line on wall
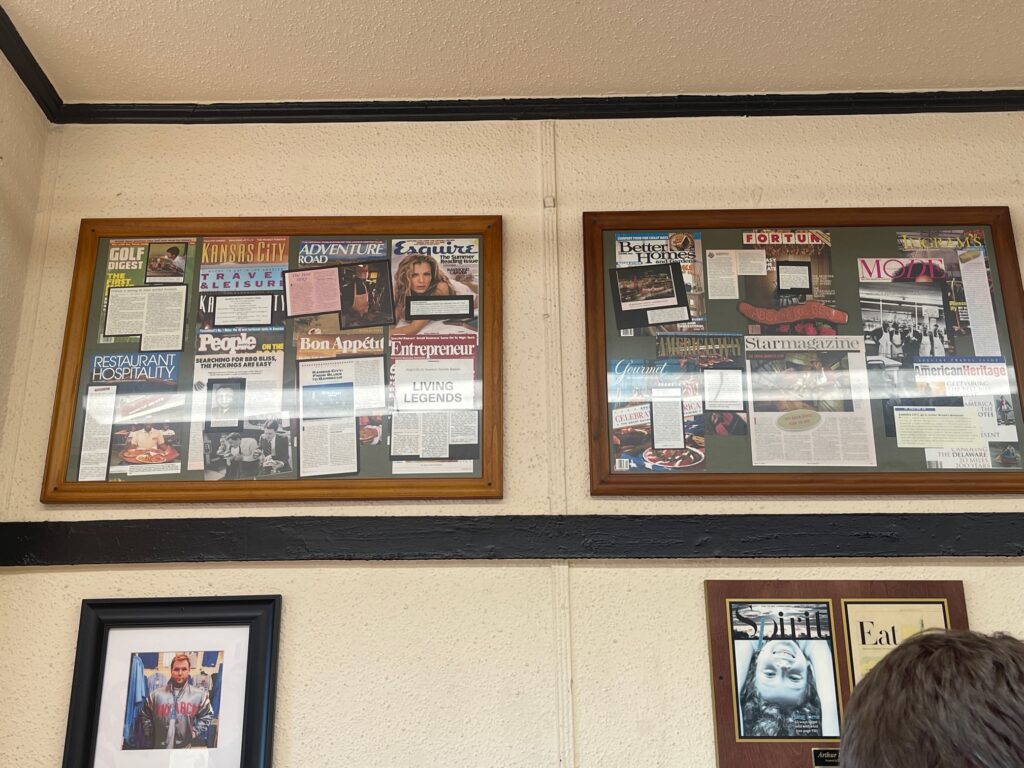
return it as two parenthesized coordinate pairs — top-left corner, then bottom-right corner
(552, 561), (576, 767)
(540, 120), (568, 515)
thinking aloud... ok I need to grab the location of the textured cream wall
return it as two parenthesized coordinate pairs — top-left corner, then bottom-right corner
(2, 559), (1024, 767)
(4, 112), (1024, 767)
(7, 0), (1024, 102)
(6, 113), (1024, 518)
(0, 57), (49, 446)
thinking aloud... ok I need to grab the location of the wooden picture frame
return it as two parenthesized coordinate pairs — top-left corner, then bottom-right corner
(62, 595), (281, 768)
(704, 580), (968, 768)
(42, 216), (502, 503)
(584, 207), (1024, 494)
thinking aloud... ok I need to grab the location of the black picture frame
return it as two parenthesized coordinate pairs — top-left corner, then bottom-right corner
(775, 259), (813, 294)
(62, 595), (281, 768)
(338, 259), (397, 330)
(405, 294), (475, 321)
(609, 263), (691, 330)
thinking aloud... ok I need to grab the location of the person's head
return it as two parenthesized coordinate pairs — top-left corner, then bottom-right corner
(740, 640), (822, 737)
(165, 246), (180, 258)
(170, 653), (191, 687)
(262, 419), (280, 437)
(842, 630), (1024, 768)
(355, 263), (369, 279)
(224, 432), (241, 445)
(142, 423), (154, 433)
(215, 386), (235, 408)
(405, 255), (439, 295)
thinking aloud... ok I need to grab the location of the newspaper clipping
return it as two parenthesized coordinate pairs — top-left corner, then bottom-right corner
(745, 336), (876, 466)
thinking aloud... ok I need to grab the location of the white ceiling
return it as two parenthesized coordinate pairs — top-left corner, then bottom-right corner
(6, 0), (1024, 103)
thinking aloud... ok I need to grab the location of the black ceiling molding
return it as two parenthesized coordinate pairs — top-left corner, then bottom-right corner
(3, 514), (1024, 566)
(0, 4), (60, 121)
(4, 9), (1024, 124)
(54, 91), (1024, 124)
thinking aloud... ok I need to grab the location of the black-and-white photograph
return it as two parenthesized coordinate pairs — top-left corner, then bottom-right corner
(729, 601), (841, 740)
(206, 378), (246, 429)
(860, 279), (954, 367)
(996, 395), (1016, 426)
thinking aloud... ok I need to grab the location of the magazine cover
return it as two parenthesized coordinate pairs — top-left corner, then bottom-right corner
(859, 250), (955, 365)
(608, 359), (705, 471)
(655, 333), (743, 371)
(185, 329), (286, 473)
(388, 333), (478, 411)
(391, 238), (479, 335)
(739, 230), (843, 335)
(842, 600), (949, 686)
(729, 600), (841, 740)
(98, 239), (196, 342)
(293, 315), (386, 360)
(744, 336), (877, 467)
(296, 239), (387, 266)
(199, 237), (288, 293)
(613, 231), (706, 335)
(895, 230), (997, 354)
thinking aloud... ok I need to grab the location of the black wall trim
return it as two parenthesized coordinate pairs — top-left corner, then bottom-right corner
(0, 4), (60, 121)
(4, 4), (1024, 124)
(3, 514), (1024, 566)
(55, 91), (1024, 124)
(4, 6), (1024, 124)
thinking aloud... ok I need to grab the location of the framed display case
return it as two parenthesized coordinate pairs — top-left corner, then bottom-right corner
(585, 207), (1024, 494)
(42, 216), (502, 503)
(62, 595), (281, 768)
(704, 580), (968, 768)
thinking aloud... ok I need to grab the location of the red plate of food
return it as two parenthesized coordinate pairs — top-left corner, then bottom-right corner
(642, 446), (704, 470)
(119, 446), (180, 464)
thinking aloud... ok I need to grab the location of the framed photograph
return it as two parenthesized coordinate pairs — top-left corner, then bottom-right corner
(206, 378), (247, 430)
(145, 240), (191, 285)
(42, 215), (502, 502)
(338, 260), (396, 329)
(776, 261), (813, 295)
(585, 207), (1024, 494)
(610, 263), (691, 330)
(705, 580), (967, 768)
(62, 596), (280, 768)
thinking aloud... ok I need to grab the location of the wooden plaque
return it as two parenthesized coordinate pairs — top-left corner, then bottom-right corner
(704, 579), (968, 768)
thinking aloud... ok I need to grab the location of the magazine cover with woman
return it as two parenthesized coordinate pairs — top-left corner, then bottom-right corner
(728, 600), (841, 740)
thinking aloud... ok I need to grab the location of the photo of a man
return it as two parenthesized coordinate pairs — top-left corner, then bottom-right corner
(339, 260), (395, 329)
(146, 242), (189, 283)
(124, 651), (222, 750)
(207, 379), (245, 428)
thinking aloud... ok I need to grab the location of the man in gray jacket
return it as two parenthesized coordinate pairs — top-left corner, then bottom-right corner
(139, 653), (213, 749)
